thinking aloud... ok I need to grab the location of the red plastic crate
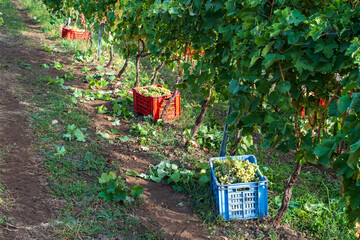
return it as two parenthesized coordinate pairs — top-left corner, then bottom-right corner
(62, 28), (72, 39)
(133, 85), (181, 121)
(71, 30), (89, 41)
(185, 47), (205, 57)
(300, 99), (326, 118)
(292, 96), (326, 118)
(61, 28), (89, 41)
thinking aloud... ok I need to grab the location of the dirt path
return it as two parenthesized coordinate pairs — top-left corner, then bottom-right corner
(0, 1), (61, 239)
(0, 33), (52, 240)
(0, 65), (52, 239)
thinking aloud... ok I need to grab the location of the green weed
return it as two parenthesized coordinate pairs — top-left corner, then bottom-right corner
(0, 0), (28, 35)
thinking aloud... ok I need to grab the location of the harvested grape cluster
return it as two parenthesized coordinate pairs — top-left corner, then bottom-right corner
(138, 86), (172, 97)
(66, 26), (86, 32)
(213, 157), (259, 185)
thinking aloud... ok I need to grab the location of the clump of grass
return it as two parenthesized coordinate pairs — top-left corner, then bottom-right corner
(0, 0), (28, 35)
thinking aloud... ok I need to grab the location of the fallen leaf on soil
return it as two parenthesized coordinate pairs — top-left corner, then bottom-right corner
(221, 237), (231, 240)
(203, 147), (210, 153)
(40, 223), (50, 228)
(188, 140), (200, 148)
(355, 222), (360, 238)
(140, 146), (150, 151)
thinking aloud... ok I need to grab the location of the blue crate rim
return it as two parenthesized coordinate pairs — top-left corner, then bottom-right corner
(209, 155), (268, 188)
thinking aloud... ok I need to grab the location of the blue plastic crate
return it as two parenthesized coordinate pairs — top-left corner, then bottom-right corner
(209, 155), (268, 221)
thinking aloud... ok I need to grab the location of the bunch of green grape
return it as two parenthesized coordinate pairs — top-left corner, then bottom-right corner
(138, 86), (172, 97)
(213, 157), (259, 185)
(67, 26), (85, 32)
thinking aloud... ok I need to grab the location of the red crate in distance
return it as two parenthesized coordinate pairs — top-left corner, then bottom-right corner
(300, 99), (326, 118)
(133, 85), (181, 121)
(61, 28), (89, 41)
(62, 28), (72, 39)
(71, 30), (89, 41)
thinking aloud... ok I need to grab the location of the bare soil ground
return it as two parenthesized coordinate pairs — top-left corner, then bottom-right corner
(0, 18), (55, 240)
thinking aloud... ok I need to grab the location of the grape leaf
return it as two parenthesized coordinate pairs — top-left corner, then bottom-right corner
(350, 191), (360, 211)
(74, 128), (86, 142)
(125, 170), (139, 177)
(130, 185), (143, 197)
(157, 168), (166, 178)
(150, 175), (162, 183)
(263, 54), (285, 69)
(196, 162), (209, 169)
(99, 172), (116, 184)
(228, 79), (239, 94)
(199, 174), (210, 184)
(119, 135), (132, 142)
(113, 190), (127, 202)
(338, 94), (351, 114)
(293, 57), (314, 74)
(348, 147), (360, 169)
(63, 133), (72, 140)
(170, 172), (181, 182)
(98, 192), (112, 202)
(276, 81), (291, 93)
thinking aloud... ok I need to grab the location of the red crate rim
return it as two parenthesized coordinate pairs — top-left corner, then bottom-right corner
(133, 84), (178, 99)
(63, 27), (88, 32)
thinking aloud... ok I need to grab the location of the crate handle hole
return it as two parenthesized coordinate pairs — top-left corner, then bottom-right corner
(236, 187), (250, 192)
